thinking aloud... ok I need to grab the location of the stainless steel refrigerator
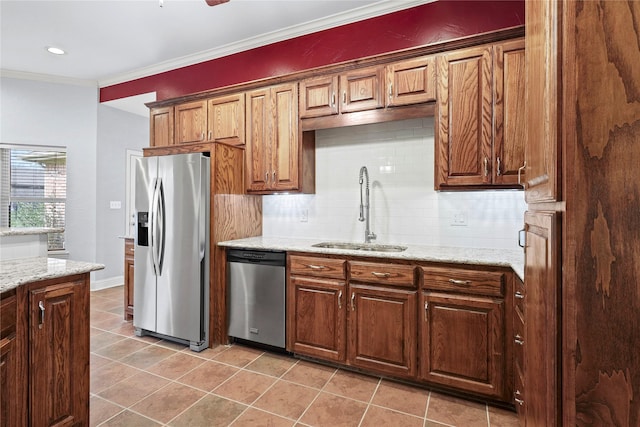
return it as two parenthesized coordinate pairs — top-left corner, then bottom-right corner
(133, 153), (210, 351)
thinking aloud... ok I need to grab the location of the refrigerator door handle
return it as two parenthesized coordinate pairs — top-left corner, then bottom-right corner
(150, 178), (160, 276)
(157, 179), (166, 275)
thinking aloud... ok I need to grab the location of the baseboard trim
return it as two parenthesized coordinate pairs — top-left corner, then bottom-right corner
(92, 276), (124, 291)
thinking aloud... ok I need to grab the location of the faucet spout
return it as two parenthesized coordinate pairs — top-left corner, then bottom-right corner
(358, 166), (376, 243)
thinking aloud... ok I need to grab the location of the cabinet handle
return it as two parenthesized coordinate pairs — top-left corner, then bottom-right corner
(350, 292), (355, 311)
(265, 172), (269, 184)
(514, 334), (524, 345)
(273, 171), (276, 183)
(208, 130), (212, 140)
(305, 264), (326, 270)
(483, 157), (489, 177)
(518, 161), (527, 187)
(424, 301), (428, 322)
(448, 279), (471, 286)
(496, 157), (502, 176)
(343, 91), (347, 104)
(515, 291), (525, 299)
(371, 271), (391, 278)
(201, 132), (205, 140)
(38, 301), (45, 329)
(331, 93), (336, 107)
(514, 396), (524, 406)
(518, 229), (526, 248)
(338, 290), (343, 309)
(389, 83), (393, 98)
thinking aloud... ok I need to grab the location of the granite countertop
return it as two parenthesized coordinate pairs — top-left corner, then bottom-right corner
(0, 257), (105, 293)
(0, 227), (65, 237)
(218, 236), (524, 281)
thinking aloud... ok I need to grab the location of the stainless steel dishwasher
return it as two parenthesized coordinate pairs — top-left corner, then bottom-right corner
(227, 249), (286, 349)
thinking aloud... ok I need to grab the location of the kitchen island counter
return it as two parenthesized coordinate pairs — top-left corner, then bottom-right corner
(218, 236), (524, 280)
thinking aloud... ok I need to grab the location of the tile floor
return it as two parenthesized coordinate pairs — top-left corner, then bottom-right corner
(90, 286), (519, 427)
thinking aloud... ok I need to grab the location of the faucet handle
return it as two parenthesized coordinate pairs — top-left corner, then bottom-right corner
(368, 232), (377, 241)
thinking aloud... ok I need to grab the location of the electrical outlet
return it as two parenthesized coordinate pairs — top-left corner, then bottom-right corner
(300, 209), (308, 222)
(109, 201), (122, 209)
(451, 211), (467, 226)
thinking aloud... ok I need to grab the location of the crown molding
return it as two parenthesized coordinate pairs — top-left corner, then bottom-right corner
(0, 69), (97, 87)
(98, 0), (432, 88)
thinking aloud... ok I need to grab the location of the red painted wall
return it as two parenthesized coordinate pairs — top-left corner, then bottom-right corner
(100, 0), (524, 102)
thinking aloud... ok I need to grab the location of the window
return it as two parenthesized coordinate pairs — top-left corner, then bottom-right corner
(0, 144), (67, 251)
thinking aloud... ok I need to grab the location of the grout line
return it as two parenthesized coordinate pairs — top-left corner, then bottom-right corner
(424, 391), (431, 427)
(293, 365), (339, 425)
(356, 376), (382, 427)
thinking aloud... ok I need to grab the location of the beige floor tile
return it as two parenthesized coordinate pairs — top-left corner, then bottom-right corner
(360, 405), (424, 427)
(100, 410), (162, 426)
(89, 395), (123, 427)
(213, 344), (263, 367)
(488, 405), (519, 427)
(281, 360), (336, 389)
(131, 382), (206, 424)
(98, 371), (170, 408)
(323, 369), (379, 402)
(245, 352), (297, 377)
(169, 394), (246, 427)
(253, 379), (320, 419)
(146, 352), (205, 380)
(371, 379), (429, 417)
(231, 408), (294, 427)
(93, 316), (132, 332)
(194, 343), (230, 359)
(90, 361), (140, 394)
(109, 321), (136, 337)
(299, 392), (367, 427)
(426, 392), (488, 427)
(213, 369), (277, 404)
(91, 331), (126, 352)
(94, 338), (150, 360)
(178, 360), (239, 392)
(120, 344), (176, 369)
(90, 352), (113, 370)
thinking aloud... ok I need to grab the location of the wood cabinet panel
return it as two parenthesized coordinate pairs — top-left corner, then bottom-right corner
(339, 66), (384, 113)
(420, 291), (505, 398)
(288, 276), (346, 362)
(0, 293), (16, 427)
(150, 106), (174, 147)
(207, 93), (245, 145)
(493, 38), (526, 185)
(175, 100), (208, 144)
(246, 88), (270, 191)
(421, 266), (505, 297)
(436, 45), (493, 187)
(289, 255), (345, 279)
(349, 261), (415, 288)
(272, 84), (299, 191)
(386, 56), (437, 106)
(299, 75), (339, 118)
(348, 284), (417, 378)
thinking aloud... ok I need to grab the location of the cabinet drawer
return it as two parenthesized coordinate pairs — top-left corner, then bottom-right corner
(421, 266), (505, 297)
(0, 293), (16, 338)
(290, 255), (346, 279)
(349, 261), (416, 288)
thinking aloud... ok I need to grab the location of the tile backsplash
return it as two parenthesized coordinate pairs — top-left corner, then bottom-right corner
(263, 117), (526, 251)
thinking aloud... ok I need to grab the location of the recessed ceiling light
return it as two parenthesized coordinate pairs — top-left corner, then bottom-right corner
(46, 46), (66, 55)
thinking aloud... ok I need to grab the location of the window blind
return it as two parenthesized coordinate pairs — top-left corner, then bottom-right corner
(0, 144), (67, 251)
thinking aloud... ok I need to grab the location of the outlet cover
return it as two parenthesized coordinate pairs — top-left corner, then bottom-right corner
(109, 201), (122, 209)
(300, 209), (308, 222)
(451, 211), (468, 226)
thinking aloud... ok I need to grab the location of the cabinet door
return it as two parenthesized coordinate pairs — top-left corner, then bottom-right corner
(271, 83), (299, 191)
(493, 39), (526, 185)
(436, 45), (493, 187)
(299, 75), (339, 118)
(174, 100), (207, 144)
(245, 88), (271, 192)
(29, 279), (89, 426)
(524, 0), (560, 202)
(149, 106), (174, 147)
(523, 210), (560, 426)
(386, 56), (437, 106)
(207, 93), (245, 145)
(0, 335), (16, 427)
(288, 276), (346, 362)
(348, 284), (416, 378)
(420, 291), (505, 399)
(339, 66), (384, 113)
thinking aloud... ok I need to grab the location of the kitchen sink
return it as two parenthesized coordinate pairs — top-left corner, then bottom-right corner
(312, 242), (407, 252)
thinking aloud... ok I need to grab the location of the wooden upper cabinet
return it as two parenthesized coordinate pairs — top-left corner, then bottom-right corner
(436, 45), (493, 187)
(435, 40), (525, 189)
(494, 39), (526, 185)
(299, 75), (339, 118)
(272, 84), (299, 191)
(174, 100), (208, 144)
(207, 93), (245, 145)
(149, 106), (174, 147)
(340, 66), (384, 113)
(386, 56), (437, 107)
(246, 88), (270, 192)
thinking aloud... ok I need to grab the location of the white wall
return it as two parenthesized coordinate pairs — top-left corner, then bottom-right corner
(0, 77), (99, 263)
(95, 105), (147, 282)
(263, 118), (527, 250)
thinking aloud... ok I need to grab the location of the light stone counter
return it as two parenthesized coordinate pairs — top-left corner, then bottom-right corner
(0, 257), (104, 294)
(0, 227), (64, 236)
(218, 236), (524, 281)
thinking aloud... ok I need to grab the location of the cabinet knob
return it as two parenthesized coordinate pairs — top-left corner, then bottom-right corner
(514, 334), (524, 345)
(515, 291), (525, 299)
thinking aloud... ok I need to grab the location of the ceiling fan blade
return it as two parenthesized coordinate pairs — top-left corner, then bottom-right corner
(205, 0), (229, 5)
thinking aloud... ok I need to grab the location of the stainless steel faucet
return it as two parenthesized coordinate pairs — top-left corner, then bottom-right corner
(358, 166), (376, 243)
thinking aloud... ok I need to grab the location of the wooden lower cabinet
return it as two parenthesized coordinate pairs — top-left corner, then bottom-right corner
(348, 284), (416, 378)
(0, 292), (16, 427)
(420, 291), (505, 398)
(124, 238), (134, 320)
